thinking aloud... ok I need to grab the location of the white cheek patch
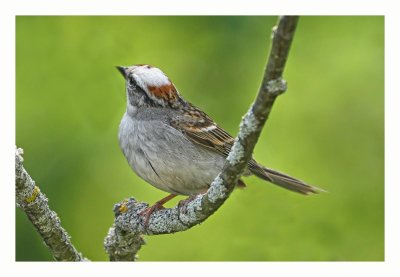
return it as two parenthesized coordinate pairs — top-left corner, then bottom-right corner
(132, 66), (171, 87)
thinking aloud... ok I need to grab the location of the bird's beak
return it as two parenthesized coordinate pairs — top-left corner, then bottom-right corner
(116, 66), (129, 79)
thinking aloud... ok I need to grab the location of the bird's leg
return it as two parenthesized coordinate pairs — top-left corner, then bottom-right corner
(140, 194), (177, 226)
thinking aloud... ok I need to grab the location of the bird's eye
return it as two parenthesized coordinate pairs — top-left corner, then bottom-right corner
(128, 78), (138, 88)
(128, 76), (135, 84)
(128, 77), (145, 94)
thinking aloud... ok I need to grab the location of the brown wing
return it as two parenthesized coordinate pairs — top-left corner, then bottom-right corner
(170, 103), (262, 173)
(170, 104), (235, 157)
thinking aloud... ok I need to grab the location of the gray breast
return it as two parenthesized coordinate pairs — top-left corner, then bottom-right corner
(118, 112), (225, 195)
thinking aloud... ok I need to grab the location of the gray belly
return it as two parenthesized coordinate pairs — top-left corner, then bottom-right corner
(118, 113), (225, 195)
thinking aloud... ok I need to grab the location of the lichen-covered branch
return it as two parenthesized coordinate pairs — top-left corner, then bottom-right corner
(104, 16), (299, 261)
(15, 148), (87, 261)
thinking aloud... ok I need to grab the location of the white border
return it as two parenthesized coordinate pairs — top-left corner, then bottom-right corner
(0, 0), (393, 15)
(1, 0), (398, 276)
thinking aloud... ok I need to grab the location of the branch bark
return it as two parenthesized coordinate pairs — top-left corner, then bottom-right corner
(104, 16), (299, 261)
(15, 148), (87, 261)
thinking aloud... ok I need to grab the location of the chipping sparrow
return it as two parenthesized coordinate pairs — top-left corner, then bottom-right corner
(117, 64), (320, 216)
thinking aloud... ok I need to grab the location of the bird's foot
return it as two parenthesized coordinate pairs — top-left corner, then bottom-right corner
(139, 203), (165, 227)
(140, 194), (177, 227)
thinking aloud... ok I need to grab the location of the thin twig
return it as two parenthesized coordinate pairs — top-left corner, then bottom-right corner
(104, 16), (299, 261)
(15, 148), (88, 261)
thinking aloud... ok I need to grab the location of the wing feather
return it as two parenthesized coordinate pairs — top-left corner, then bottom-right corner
(170, 104), (234, 156)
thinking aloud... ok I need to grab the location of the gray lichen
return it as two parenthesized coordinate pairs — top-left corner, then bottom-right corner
(104, 225), (145, 261)
(265, 78), (287, 95)
(240, 109), (260, 137)
(178, 195), (203, 225)
(227, 138), (244, 165)
(206, 175), (226, 203)
(15, 147), (87, 261)
(227, 109), (259, 165)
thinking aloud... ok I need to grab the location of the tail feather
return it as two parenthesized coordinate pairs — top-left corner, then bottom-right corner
(249, 161), (322, 195)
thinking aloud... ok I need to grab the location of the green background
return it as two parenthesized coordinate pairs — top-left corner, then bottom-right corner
(16, 16), (384, 261)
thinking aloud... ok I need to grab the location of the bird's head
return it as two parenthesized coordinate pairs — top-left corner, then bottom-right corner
(117, 64), (182, 108)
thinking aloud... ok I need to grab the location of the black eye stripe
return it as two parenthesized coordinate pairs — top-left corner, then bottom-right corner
(127, 78), (157, 107)
(128, 76), (137, 86)
(129, 82), (144, 94)
(128, 77), (141, 90)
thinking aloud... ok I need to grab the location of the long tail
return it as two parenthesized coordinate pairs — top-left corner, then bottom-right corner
(249, 161), (322, 195)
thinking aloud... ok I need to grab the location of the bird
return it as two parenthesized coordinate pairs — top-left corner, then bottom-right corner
(116, 64), (320, 219)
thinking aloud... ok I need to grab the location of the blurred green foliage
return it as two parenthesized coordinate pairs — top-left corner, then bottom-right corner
(16, 16), (384, 261)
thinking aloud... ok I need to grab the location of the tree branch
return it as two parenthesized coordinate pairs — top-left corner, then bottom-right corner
(15, 148), (87, 261)
(104, 16), (299, 261)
